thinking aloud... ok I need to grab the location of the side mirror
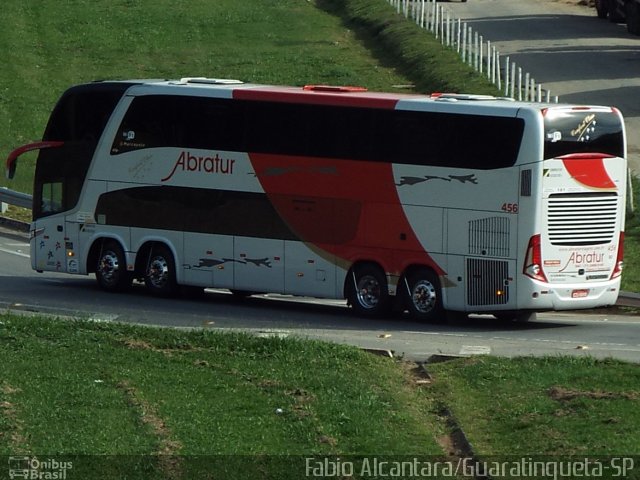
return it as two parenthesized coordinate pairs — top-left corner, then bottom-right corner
(5, 141), (65, 180)
(6, 157), (16, 179)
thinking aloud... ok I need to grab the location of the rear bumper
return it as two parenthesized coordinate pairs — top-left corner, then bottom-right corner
(518, 278), (621, 311)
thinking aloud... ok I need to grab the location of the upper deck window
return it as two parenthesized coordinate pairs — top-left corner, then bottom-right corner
(112, 94), (525, 170)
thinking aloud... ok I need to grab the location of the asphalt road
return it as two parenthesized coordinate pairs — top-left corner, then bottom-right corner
(445, 0), (640, 172)
(1, 226), (639, 363)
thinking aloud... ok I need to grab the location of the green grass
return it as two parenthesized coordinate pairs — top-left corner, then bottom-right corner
(0, 0), (497, 194)
(427, 356), (640, 458)
(622, 176), (640, 292)
(1, 315), (639, 479)
(0, 314), (446, 478)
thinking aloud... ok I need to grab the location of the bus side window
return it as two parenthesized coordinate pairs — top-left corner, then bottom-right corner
(181, 97), (242, 151)
(112, 96), (182, 153)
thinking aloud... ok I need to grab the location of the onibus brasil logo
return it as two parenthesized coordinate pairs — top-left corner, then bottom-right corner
(8, 456), (72, 479)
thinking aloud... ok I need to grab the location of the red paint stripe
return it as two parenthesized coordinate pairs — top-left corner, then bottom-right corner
(234, 86), (400, 109)
(561, 155), (616, 190)
(249, 153), (445, 276)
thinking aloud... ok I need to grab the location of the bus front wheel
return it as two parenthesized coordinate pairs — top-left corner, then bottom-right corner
(347, 264), (390, 317)
(143, 244), (177, 296)
(95, 240), (131, 292)
(404, 269), (444, 322)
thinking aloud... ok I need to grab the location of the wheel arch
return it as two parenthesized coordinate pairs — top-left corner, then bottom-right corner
(86, 235), (129, 274)
(342, 259), (387, 300)
(398, 262), (444, 291)
(133, 239), (179, 280)
(399, 264), (446, 322)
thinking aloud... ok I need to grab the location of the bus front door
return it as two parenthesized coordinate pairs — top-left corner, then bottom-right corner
(31, 218), (68, 273)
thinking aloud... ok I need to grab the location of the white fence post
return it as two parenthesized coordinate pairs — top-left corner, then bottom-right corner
(504, 56), (510, 96)
(496, 52), (501, 91)
(479, 36), (483, 74)
(461, 23), (467, 63)
(486, 40), (491, 80)
(472, 31), (478, 69)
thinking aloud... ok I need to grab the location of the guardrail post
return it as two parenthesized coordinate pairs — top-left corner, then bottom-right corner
(0, 187), (33, 210)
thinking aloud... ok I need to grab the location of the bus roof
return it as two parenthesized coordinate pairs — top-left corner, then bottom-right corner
(83, 78), (614, 116)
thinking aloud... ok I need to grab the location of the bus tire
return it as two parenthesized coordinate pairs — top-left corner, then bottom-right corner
(347, 264), (390, 317)
(404, 268), (445, 323)
(627, 1), (640, 35)
(609, 0), (625, 22)
(595, 0), (608, 18)
(95, 240), (131, 292)
(143, 244), (177, 296)
(495, 311), (536, 323)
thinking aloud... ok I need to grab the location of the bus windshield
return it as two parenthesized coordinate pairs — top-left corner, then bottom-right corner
(33, 83), (132, 219)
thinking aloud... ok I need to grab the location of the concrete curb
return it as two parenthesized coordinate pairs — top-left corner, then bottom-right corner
(0, 215), (29, 233)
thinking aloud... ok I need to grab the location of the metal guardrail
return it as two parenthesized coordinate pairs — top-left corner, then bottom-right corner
(0, 187), (32, 209)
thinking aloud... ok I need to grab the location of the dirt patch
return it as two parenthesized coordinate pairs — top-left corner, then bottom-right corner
(117, 380), (183, 478)
(548, 386), (640, 401)
(549, 0), (594, 6)
(401, 361), (435, 386)
(0, 382), (29, 453)
(1, 384), (21, 395)
(122, 338), (158, 351)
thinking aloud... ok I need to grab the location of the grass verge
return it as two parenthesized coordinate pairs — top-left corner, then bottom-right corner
(621, 176), (640, 292)
(0, 314), (446, 478)
(427, 356), (640, 456)
(1, 315), (639, 479)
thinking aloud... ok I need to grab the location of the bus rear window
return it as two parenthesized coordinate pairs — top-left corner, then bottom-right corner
(543, 110), (624, 159)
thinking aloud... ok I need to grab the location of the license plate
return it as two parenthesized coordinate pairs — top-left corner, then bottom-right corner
(571, 289), (590, 298)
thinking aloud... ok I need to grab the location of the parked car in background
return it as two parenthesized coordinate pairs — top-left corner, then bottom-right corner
(595, 0), (640, 35)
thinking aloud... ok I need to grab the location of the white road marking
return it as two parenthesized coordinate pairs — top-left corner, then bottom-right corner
(0, 246), (29, 258)
(459, 345), (492, 355)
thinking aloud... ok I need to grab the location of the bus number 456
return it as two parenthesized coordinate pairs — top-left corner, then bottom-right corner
(501, 203), (519, 214)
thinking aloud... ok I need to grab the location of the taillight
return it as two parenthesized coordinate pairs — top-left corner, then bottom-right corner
(610, 232), (624, 280)
(523, 234), (547, 282)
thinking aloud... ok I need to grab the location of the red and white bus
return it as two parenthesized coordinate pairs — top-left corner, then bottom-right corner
(6, 78), (627, 321)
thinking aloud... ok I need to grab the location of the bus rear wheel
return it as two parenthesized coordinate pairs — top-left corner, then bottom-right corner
(347, 264), (390, 317)
(595, 0), (608, 18)
(96, 240), (131, 292)
(144, 245), (177, 296)
(404, 269), (444, 322)
(494, 312), (536, 323)
(627, 1), (640, 35)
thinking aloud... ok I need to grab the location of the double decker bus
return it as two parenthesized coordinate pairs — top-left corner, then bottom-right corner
(6, 78), (626, 322)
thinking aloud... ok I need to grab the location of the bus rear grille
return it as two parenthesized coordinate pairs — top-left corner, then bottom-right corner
(468, 216), (510, 257)
(466, 258), (509, 306)
(547, 192), (618, 246)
